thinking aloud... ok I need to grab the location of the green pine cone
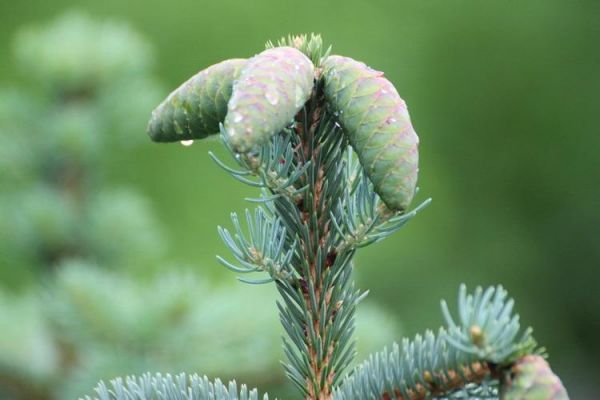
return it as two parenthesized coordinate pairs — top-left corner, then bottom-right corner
(322, 55), (419, 212)
(224, 46), (314, 152)
(147, 58), (245, 142)
(502, 356), (569, 400)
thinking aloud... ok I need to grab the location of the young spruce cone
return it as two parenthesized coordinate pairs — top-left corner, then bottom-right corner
(224, 46), (314, 152)
(147, 59), (245, 142)
(501, 355), (569, 400)
(147, 41), (420, 214)
(322, 55), (419, 212)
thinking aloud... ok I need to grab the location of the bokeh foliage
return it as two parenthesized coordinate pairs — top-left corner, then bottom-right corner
(0, 1), (598, 399)
(0, 11), (165, 285)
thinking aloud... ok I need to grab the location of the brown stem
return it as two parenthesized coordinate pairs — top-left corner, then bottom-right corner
(295, 90), (337, 400)
(381, 361), (500, 400)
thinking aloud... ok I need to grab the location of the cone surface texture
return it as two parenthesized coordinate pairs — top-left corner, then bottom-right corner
(224, 46), (314, 152)
(148, 59), (245, 142)
(322, 55), (419, 211)
(502, 356), (569, 400)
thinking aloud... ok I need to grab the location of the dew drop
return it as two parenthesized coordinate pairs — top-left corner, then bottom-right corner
(233, 112), (244, 123)
(180, 140), (194, 146)
(386, 117), (397, 125)
(174, 121), (184, 135)
(294, 84), (306, 108)
(265, 91), (279, 105)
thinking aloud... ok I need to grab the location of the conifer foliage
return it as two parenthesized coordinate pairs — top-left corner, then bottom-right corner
(90, 35), (569, 399)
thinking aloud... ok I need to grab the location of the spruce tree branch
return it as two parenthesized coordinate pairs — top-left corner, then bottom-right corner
(217, 207), (296, 284)
(267, 64), (362, 399)
(214, 73), (358, 399)
(291, 90), (344, 400)
(211, 126), (309, 202)
(333, 285), (540, 400)
(212, 36), (432, 400)
(327, 150), (431, 254)
(94, 31), (570, 400)
(81, 373), (268, 400)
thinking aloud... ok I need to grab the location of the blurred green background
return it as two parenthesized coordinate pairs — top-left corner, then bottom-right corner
(0, 0), (598, 399)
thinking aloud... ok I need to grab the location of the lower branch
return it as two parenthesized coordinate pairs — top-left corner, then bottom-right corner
(333, 285), (568, 400)
(382, 360), (494, 400)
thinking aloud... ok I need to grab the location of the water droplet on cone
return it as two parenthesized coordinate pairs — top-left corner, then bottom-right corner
(233, 112), (244, 123)
(265, 91), (279, 105)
